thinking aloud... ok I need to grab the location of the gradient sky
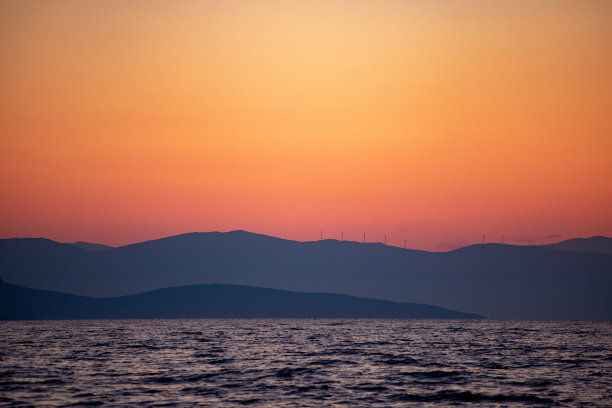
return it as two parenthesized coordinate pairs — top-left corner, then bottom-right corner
(1, 0), (611, 250)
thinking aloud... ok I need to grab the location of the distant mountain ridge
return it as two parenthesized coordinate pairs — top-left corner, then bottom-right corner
(10, 233), (611, 254)
(541, 236), (612, 255)
(0, 280), (483, 320)
(69, 241), (114, 251)
(1, 231), (611, 320)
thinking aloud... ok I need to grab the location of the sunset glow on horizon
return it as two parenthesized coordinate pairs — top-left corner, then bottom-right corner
(1, 0), (611, 250)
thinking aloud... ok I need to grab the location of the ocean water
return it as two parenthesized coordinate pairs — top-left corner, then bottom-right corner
(1, 320), (611, 407)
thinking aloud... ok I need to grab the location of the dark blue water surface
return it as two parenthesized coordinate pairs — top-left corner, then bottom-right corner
(1, 319), (611, 407)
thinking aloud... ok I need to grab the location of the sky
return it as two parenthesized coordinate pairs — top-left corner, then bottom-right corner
(1, 0), (611, 251)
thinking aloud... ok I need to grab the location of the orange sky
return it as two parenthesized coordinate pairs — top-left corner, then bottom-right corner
(1, 0), (611, 250)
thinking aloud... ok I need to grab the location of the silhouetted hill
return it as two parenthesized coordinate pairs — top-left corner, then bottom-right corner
(69, 241), (113, 251)
(0, 280), (482, 320)
(1, 231), (611, 320)
(541, 236), (612, 255)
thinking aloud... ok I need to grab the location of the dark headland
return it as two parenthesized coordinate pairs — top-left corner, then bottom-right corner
(0, 279), (482, 320)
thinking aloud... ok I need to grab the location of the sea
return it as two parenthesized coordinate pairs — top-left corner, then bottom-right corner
(1, 319), (611, 407)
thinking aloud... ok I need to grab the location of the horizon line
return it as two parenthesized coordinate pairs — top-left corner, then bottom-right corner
(1, 230), (609, 253)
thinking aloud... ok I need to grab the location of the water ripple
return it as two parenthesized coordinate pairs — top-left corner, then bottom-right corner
(0, 319), (610, 407)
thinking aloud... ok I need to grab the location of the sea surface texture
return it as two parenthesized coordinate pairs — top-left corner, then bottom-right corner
(1, 319), (611, 407)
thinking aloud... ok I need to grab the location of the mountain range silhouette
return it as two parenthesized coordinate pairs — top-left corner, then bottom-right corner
(1, 231), (610, 320)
